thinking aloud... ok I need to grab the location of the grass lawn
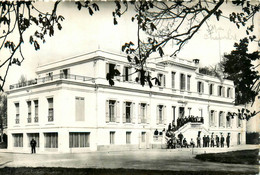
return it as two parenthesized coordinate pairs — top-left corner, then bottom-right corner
(195, 149), (259, 165)
(0, 167), (257, 175)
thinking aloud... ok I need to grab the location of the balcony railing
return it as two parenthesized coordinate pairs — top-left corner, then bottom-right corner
(34, 117), (39, 122)
(15, 118), (19, 124)
(48, 115), (54, 122)
(9, 73), (94, 90)
(27, 118), (31, 123)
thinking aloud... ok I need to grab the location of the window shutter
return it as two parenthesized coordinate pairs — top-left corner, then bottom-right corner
(129, 68), (132, 81)
(106, 63), (109, 76)
(138, 103), (141, 124)
(132, 102), (135, 124)
(222, 87), (225, 97)
(123, 67), (126, 82)
(202, 82), (204, 93)
(116, 101), (120, 123)
(147, 104), (150, 124)
(223, 112), (225, 127)
(163, 105), (167, 124)
(163, 75), (166, 87)
(123, 102), (126, 123)
(116, 65), (121, 81)
(156, 105), (159, 124)
(106, 100), (109, 123)
(197, 82), (199, 92)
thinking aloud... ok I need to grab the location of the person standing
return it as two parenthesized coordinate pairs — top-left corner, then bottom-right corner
(206, 135), (210, 147)
(203, 135), (206, 147)
(197, 135), (201, 148)
(226, 133), (230, 148)
(220, 134), (225, 147)
(215, 135), (220, 147)
(210, 134), (215, 147)
(178, 132), (184, 147)
(30, 138), (37, 154)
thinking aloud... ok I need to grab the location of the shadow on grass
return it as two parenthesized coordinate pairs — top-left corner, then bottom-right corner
(0, 167), (257, 175)
(195, 149), (259, 165)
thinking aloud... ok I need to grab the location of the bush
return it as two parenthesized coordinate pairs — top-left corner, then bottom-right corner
(246, 132), (259, 144)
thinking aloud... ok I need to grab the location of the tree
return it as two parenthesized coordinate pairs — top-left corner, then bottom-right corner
(0, 1), (259, 90)
(222, 38), (259, 105)
(0, 94), (7, 142)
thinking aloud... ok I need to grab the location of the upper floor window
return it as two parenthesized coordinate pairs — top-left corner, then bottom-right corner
(171, 72), (176, 89)
(180, 73), (186, 90)
(187, 75), (191, 91)
(219, 111), (224, 127)
(226, 113), (231, 127)
(237, 118), (242, 128)
(227, 87), (232, 98)
(47, 98), (54, 122)
(157, 73), (166, 87)
(124, 102), (133, 123)
(139, 103), (147, 123)
(75, 97), (85, 121)
(197, 81), (204, 94)
(106, 100), (119, 123)
(123, 66), (132, 82)
(210, 110), (215, 127)
(110, 131), (115, 144)
(209, 84), (214, 95)
(157, 105), (166, 124)
(106, 63), (120, 81)
(15, 103), (20, 124)
(126, 132), (131, 144)
(218, 86), (225, 97)
(34, 100), (38, 123)
(27, 101), (32, 123)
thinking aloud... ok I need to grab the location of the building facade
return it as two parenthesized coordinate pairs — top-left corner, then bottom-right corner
(7, 50), (246, 153)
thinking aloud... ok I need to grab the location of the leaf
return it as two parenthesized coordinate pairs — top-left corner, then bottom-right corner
(92, 3), (99, 11)
(134, 56), (140, 64)
(113, 18), (118, 25)
(114, 69), (120, 76)
(150, 23), (157, 31)
(75, 2), (82, 10)
(88, 7), (94, 16)
(109, 79), (114, 86)
(131, 17), (135, 22)
(127, 55), (132, 62)
(34, 40), (40, 50)
(57, 23), (62, 30)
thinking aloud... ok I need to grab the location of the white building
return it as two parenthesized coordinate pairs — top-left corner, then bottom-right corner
(7, 50), (246, 153)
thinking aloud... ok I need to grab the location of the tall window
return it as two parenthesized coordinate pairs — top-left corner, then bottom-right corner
(27, 101), (32, 123)
(157, 105), (165, 124)
(123, 66), (131, 81)
(237, 118), (242, 127)
(209, 84), (214, 95)
(13, 134), (23, 147)
(69, 132), (90, 148)
(110, 131), (115, 144)
(75, 97), (85, 121)
(210, 110), (215, 127)
(226, 114), (231, 127)
(218, 86), (225, 97)
(47, 98), (54, 122)
(106, 100), (119, 123)
(34, 100), (38, 122)
(109, 100), (116, 122)
(141, 132), (146, 142)
(15, 103), (19, 124)
(219, 111), (224, 127)
(125, 102), (132, 123)
(227, 87), (232, 98)
(140, 103), (147, 123)
(197, 81), (204, 93)
(171, 72), (176, 89)
(187, 75), (191, 91)
(179, 107), (185, 118)
(157, 73), (166, 87)
(27, 133), (39, 147)
(172, 106), (176, 123)
(180, 73), (185, 90)
(126, 132), (131, 144)
(44, 133), (58, 148)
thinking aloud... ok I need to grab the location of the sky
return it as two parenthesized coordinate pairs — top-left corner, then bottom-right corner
(1, 1), (259, 91)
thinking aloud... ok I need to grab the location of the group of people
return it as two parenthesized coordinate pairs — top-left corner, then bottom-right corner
(166, 131), (231, 149)
(199, 133), (231, 148)
(176, 116), (204, 128)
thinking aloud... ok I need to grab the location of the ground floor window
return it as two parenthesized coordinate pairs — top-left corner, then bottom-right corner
(69, 132), (90, 148)
(13, 134), (23, 147)
(44, 133), (58, 148)
(141, 132), (146, 142)
(27, 133), (39, 147)
(126, 132), (131, 144)
(110, 131), (115, 144)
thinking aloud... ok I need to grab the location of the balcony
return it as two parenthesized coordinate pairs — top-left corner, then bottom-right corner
(15, 118), (19, 124)
(27, 118), (31, 123)
(9, 73), (94, 90)
(48, 115), (54, 122)
(34, 117), (39, 122)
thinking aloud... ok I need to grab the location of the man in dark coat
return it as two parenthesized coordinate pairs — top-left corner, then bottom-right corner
(203, 135), (206, 147)
(206, 135), (210, 147)
(178, 132), (184, 147)
(215, 135), (220, 147)
(197, 135), (201, 148)
(210, 134), (215, 147)
(30, 138), (37, 154)
(226, 133), (230, 148)
(220, 134), (225, 147)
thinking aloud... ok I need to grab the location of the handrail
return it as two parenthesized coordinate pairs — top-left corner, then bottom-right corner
(9, 73), (94, 90)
